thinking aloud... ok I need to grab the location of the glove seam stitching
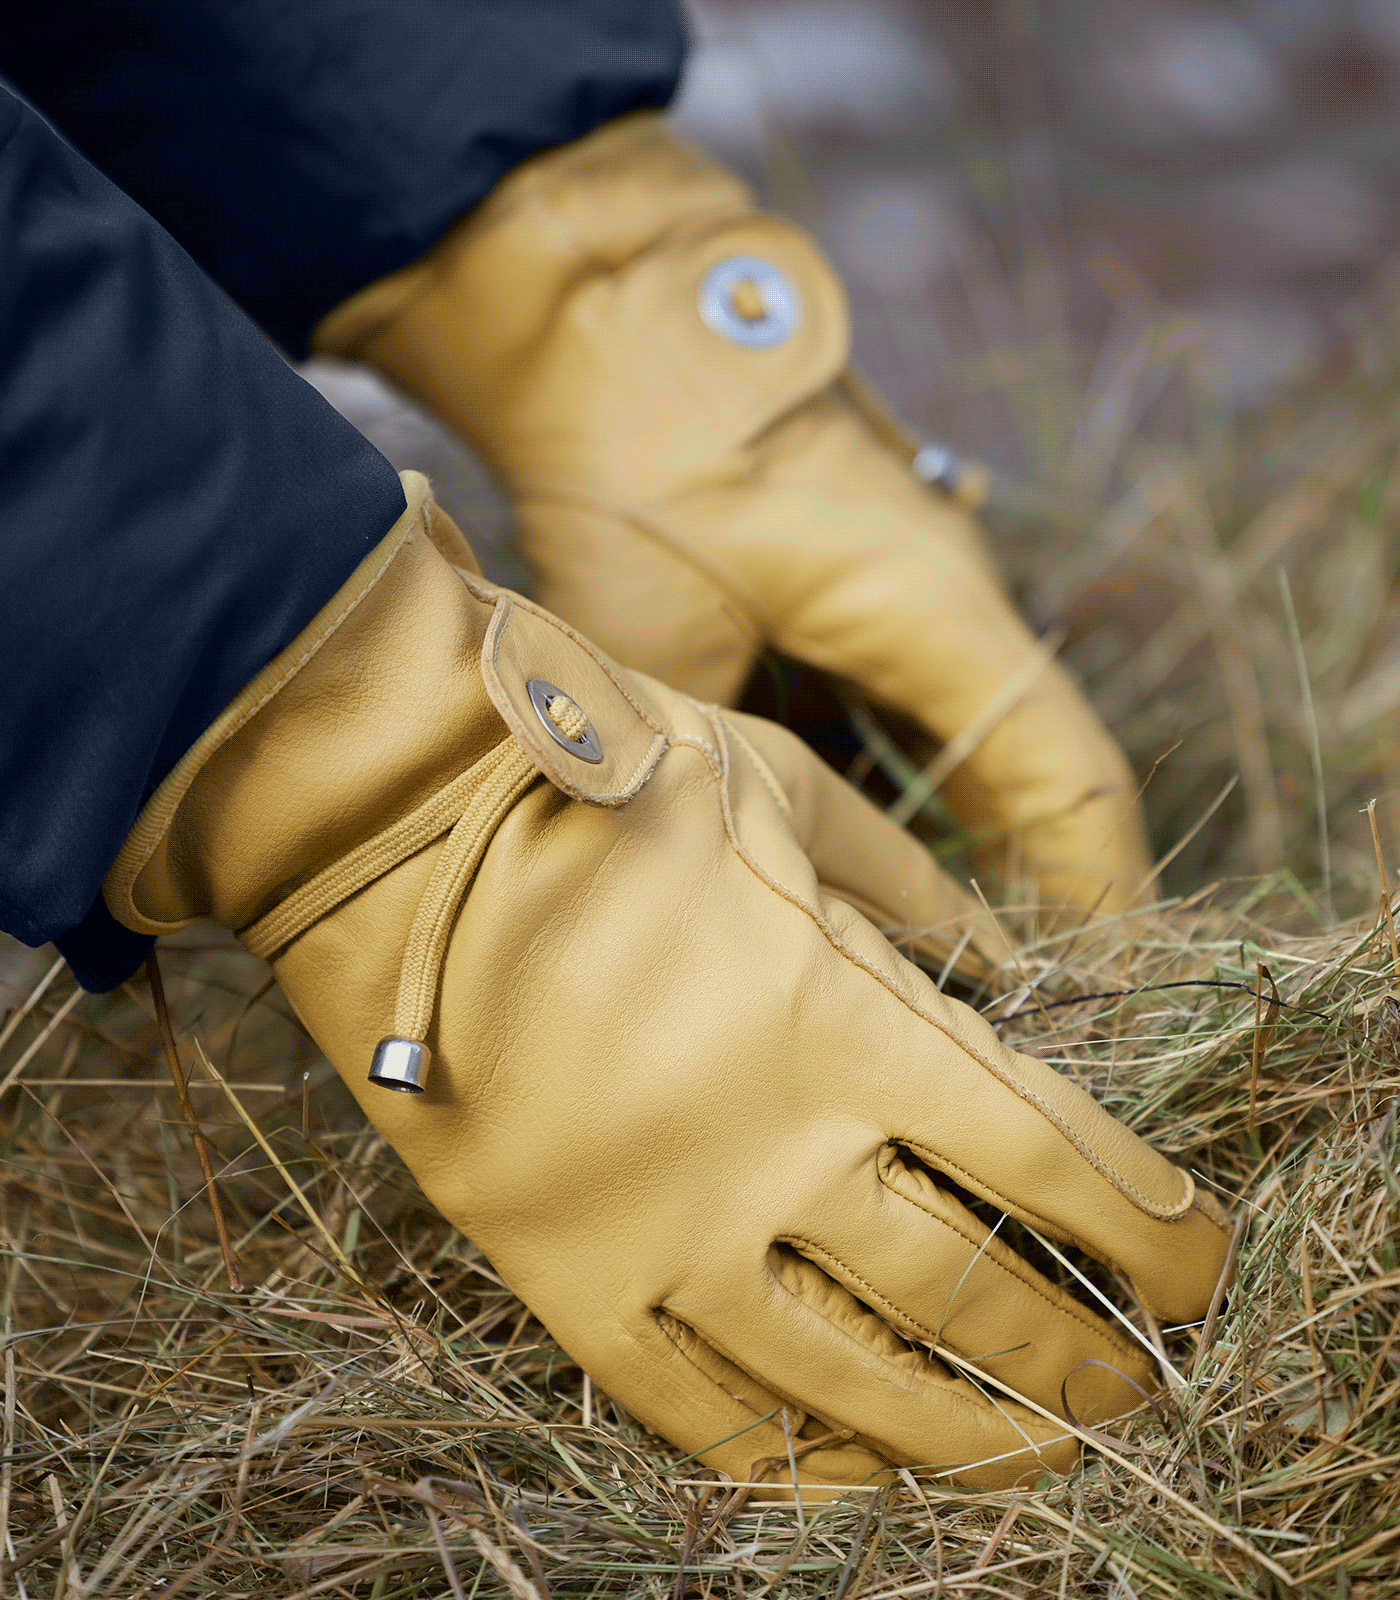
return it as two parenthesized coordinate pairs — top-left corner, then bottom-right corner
(792, 1204), (1136, 1361)
(654, 1315), (776, 1423)
(470, 582), (672, 739)
(477, 590), (669, 807)
(780, 1232), (1132, 1365)
(666, 1300), (993, 1433)
(657, 1312), (837, 1425)
(721, 720), (796, 824)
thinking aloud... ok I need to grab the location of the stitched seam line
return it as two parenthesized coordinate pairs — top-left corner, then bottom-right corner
(779, 1212), (1133, 1362)
(776, 1236), (941, 1344)
(663, 1308), (917, 1456)
(654, 1317), (772, 1421)
(487, 619), (657, 801)
(691, 711), (1202, 1226)
(498, 592), (673, 737)
(668, 727), (722, 768)
(722, 720), (796, 823)
(897, 1136), (1166, 1271)
(658, 1310), (827, 1430)
(754, 1274), (1024, 1431)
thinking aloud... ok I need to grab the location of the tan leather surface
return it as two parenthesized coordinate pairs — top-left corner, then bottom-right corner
(314, 113), (1152, 913)
(722, 710), (1002, 976)
(106, 478), (1229, 1493)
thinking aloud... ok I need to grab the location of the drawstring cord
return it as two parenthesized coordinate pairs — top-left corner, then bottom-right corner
(239, 738), (538, 1090)
(388, 744), (536, 1042)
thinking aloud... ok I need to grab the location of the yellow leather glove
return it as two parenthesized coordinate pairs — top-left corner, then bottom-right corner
(107, 475), (1228, 1492)
(313, 114), (1151, 912)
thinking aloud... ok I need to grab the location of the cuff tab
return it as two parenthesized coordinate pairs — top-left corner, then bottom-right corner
(476, 583), (667, 805)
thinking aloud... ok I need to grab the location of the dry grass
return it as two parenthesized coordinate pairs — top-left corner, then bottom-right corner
(2, 867), (1398, 1596)
(5, 182), (1400, 1600)
(980, 278), (1400, 915)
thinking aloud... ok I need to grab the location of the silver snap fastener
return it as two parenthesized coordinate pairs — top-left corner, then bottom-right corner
(527, 679), (604, 763)
(698, 255), (802, 348)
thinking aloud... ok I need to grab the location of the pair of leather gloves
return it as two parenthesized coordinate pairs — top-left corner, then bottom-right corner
(106, 116), (1229, 1490)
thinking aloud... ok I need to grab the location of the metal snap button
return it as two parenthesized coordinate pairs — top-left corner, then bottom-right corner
(698, 255), (802, 348)
(527, 679), (604, 763)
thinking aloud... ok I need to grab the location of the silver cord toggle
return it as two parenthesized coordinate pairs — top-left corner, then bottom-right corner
(698, 256), (803, 348)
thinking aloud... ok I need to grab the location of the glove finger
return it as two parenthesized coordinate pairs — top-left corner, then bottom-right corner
(638, 1312), (891, 1494)
(722, 709), (1002, 977)
(743, 478), (1151, 911)
(684, 1250), (1078, 1487)
(792, 1144), (1155, 1421)
(578, 1309), (890, 1494)
(871, 986), (1232, 1325)
(935, 650), (1151, 915)
(523, 481), (1148, 912)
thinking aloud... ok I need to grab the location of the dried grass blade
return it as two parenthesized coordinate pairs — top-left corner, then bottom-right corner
(928, 1340), (1293, 1586)
(0, 955), (65, 1055)
(194, 1040), (356, 1280)
(0, 988), (81, 1100)
(1279, 567), (1331, 918)
(146, 952), (242, 1292)
(1248, 961), (1281, 1132)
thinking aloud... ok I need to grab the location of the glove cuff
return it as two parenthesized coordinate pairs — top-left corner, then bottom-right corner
(104, 472), (674, 946)
(309, 113), (854, 497)
(105, 471), (434, 936)
(311, 111), (755, 360)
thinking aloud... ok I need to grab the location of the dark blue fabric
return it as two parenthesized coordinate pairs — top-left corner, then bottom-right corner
(0, 1), (687, 355)
(0, 82), (409, 989)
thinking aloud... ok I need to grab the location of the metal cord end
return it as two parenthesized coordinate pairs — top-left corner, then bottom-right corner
(913, 441), (990, 510)
(368, 1037), (431, 1094)
(912, 441), (964, 494)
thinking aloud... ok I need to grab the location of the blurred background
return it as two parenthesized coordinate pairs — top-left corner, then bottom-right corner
(309, 0), (1400, 914)
(674, 0), (1400, 422)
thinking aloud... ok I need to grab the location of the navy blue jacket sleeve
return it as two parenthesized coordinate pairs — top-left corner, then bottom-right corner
(0, 82), (410, 990)
(0, 1), (687, 355)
